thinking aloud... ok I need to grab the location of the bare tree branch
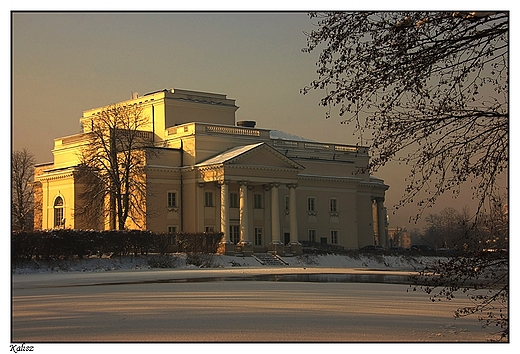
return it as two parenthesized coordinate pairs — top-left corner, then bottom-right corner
(75, 104), (157, 230)
(12, 149), (35, 230)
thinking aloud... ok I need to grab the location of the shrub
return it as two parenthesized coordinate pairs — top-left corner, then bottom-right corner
(11, 230), (224, 263)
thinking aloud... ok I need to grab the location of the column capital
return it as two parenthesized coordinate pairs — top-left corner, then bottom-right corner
(286, 183), (298, 189)
(218, 179), (230, 185)
(198, 182), (205, 188)
(237, 180), (249, 186)
(270, 182), (281, 188)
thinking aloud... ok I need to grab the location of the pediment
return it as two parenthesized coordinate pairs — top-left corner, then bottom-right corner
(197, 143), (303, 171)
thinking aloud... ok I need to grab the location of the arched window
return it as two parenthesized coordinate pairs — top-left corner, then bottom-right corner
(54, 196), (64, 228)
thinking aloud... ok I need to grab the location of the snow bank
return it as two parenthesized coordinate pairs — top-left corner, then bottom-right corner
(11, 253), (435, 275)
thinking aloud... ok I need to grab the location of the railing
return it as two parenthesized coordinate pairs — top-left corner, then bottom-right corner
(274, 139), (364, 154)
(205, 125), (261, 137)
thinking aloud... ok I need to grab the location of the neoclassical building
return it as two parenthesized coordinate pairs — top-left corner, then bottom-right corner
(34, 88), (388, 255)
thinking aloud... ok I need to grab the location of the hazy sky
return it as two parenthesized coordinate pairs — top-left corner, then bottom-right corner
(10, 10), (508, 230)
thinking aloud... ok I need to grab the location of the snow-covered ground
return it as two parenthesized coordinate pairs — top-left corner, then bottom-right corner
(12, 252), (436, 274)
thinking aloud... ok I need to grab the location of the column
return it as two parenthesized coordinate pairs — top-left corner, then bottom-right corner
(197, 182), (205, 231)
(219, 180), (230, 242)
(270, 182), (282, 244)
(238, 181), (249, 244)
(377, 198), (387, 247)
(287, 183), (299, 244)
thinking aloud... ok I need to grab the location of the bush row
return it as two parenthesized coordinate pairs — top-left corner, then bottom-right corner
(11, 229), (224, 261)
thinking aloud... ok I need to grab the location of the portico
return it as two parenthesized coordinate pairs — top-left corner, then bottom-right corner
(192, 142), (304, 255)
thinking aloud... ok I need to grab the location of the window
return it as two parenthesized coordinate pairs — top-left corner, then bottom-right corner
(205, 191), (214, 207)
(229, 192), (239, 208)
(330, 230), (339, 244)
(330, 198), (338, 212)
(205, 226), (215, 233)
(230, 225), (240, 244)
(307, 197), (316, 211)
(167, 192), (177, 207)
(284, 195), (290, 212)
(308, 229), (317, 243)
(254, 227), (263, 246)
(53, 196), (64, 228)
(254, 194), (263, 209)
(167, 226), (177, 245)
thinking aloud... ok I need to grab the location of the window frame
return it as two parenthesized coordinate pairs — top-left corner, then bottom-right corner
(167, 191), (177, 208)
(330, 230), (339, 244)
(53, 196), (64, 228)
(229, 192), (239, 208)
(229, 225), (240, 244)
(253, 193), (263, 209)
(307, 196), (316, 211)
(254, 227), (263, 246)
(205, 191), (214, 207)
(329, 198), (338, 212)
(308, 229), (317, 243)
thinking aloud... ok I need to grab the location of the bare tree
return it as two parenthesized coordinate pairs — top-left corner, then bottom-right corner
(302, 11), (509, 341)
(12, 149), (35, 230)
(76, 103), (156, 230)
(302, 12), (508, 220)
(423, 207), (471, 249)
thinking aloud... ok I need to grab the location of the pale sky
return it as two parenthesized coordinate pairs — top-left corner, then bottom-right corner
(9, 9), (511, 231)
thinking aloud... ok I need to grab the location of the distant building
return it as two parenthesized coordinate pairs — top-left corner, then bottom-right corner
(34, 88), (388, 255)
(387, 227), (411, 248)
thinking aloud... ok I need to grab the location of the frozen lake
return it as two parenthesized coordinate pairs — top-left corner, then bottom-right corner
(12, 268), (494, 343)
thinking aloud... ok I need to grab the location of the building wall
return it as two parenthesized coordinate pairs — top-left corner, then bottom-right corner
(34, 88), (388, 250)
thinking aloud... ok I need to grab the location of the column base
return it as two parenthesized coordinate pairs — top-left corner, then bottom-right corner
(218, 241), (235, 256)
(289, 242), (303, 256)
(268, 242), (285, 256)
(238, 241), (254, 257)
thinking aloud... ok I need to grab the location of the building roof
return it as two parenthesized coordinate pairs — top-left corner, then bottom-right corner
(196, 143), (264, 166)
(195, 142), (304, 170)
(269, 130), (314, 142)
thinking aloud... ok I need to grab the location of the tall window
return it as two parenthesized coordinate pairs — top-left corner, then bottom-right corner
(330, 198), (338, 212)
(167, 226), (177, 245)
(284, 195), (290, 212)
(254, 194), (263, 209)
(330, 230), (339, 244)
(53, 196), (64, 228)
(167, 192), (177, 207)
(205, 191), (214, 207)
(230, 225), (240, 244)
(205, 226), (215, 232)
(254, 227), (263, 246)
(307, 197), (316, 211)
(229, 192), (239, 208)
(308, 229), (317, 243)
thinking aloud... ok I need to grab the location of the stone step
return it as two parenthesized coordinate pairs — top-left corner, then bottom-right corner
(253, 253), (288, 266)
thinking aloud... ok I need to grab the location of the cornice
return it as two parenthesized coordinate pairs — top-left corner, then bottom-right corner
(36, 169), (75, 181)
(144, 165), (181, 173)
(297, 174), (363, 184)
(193, 163), (299, 174)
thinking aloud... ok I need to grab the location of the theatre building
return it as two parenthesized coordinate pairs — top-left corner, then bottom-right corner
(34, 88), (388, 255)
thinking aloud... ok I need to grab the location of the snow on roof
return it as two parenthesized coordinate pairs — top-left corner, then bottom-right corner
(269, 130), (315, 142)
(195, 142), (264, 166)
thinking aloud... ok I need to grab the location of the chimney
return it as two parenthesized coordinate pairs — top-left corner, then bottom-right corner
(236, 120), (256, 128)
